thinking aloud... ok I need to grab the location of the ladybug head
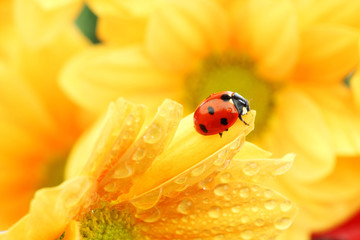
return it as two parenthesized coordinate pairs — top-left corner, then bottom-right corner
(232, 92), (250, 115)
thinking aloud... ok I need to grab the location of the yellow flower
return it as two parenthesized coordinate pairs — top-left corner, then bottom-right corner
(60, 0), (360, 239)
(0, 0), (89, 229)
(0, 98), (297, 240)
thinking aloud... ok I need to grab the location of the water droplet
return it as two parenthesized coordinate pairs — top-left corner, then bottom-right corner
(112, 164), (133, 179)
(174, 176), (187, 184)
(175, 229), (184, 235)
(239, 187), (250, 198)
(265, 200), (277, 210)
(103, 182), (117, 192)
(280, 200), (293, 212)
(199, 177), (213, 190)
(251, 206), (259, 212)
(272, 162), (292, 175)
(125, 114), (135, 125)
(214, 151), (227, 166)
(214, 235), (225, 240)
(191, 164), (206, 176)
(264, 189), (274, 198)
(219, 172), (232, 183)
(243, 162), (260, 176)
(214, 184), (230, 196)
(241, 230), (254, 239)
(208, 206), (221, 218)
(177, 199), (194, 215)
(255, 218), (265, 226)
(274, 217), (292, 230)
(230, 138), (242, 150)
(131, 188), (162, 210)
(132, 148), (146, 162)
(143, 123), (162, 144)
(135, 207), (161, 223)
(241, 215), (250, 223)
(231, 205), (241, 213)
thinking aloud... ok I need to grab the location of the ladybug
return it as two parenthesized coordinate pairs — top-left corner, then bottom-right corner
(193, 91), (250, 137)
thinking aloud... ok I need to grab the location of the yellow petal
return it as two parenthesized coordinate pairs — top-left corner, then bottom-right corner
(146, 0), (229, 73)
(126, 111), (255, 200)
(99, 100), (183, 202)
(231, 0), (299, 81)
(350, 70), (360, 110)
(65, 99), (146, 179)
(302, 85), (360, 156)
(277, 225), (310, 240)
(60, 45), (183, 115)
(14, 0), (82, 46)
(263, 87), (335, 182)
(96, 16), (147, 46)
(138, 178), (297, 239)
(292, 25), (359, 83)
(3, 177), (95, 240)
(295, 0), (360, 29)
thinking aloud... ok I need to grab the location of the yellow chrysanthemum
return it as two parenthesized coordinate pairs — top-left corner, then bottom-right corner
(0, 98), (297, 240)
(0, 0), (89, 229)
(59, 0), (360, 239)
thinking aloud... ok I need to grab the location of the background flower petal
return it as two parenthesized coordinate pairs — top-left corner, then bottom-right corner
(145, 0), (229, 72)
(14, 0), (82, 46)
(231, 0), (299, 81)
(60, 45), (183, 115)
(292, 25), (359, 83)
(351, 70), (360, 110)
(263, 87), (335, 182)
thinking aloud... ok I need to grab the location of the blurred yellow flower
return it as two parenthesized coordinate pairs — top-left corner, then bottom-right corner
(0, 0), (89, 229)
(0, 98), (297, 240)
(59, 0), (360, 239)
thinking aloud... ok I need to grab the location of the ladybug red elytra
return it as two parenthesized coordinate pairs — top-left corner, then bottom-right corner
(193, 91), (250, 137)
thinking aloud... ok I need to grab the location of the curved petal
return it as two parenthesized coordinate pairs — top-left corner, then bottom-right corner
(96, 16), (147, 46)
(14, 0), (82, 47)
(138, 177), (297, 239)
(145, 0), (229, 73)
(60, 45), (183, 115)
(292, 25), (359, 84)
(350, 70), (360, 110)
(294, 0), (360, 29)
(262, 87), (335, 182)
(2, 177), (95, 240)
(125, 111), (255, 200)
(302, 85), (360, 156)
(231, 0), (299, 81)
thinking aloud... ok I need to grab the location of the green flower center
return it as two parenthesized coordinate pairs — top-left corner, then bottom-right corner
(79, 206), (143, 240)
(185, 52), (276, 137)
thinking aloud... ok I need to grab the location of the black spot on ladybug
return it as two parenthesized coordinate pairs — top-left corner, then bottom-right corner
(199, 124), (208, 133)
(207, 106), (215, 115)
(220, 118), (228, 126)
(220, 94), (231, 102)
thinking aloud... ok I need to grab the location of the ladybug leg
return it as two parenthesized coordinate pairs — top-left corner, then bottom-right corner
(219, 132), (223, 138)
(239, 115), (249, 126)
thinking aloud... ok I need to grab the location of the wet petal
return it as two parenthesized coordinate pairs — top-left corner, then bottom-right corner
(125, 111), (255, 200)
(98, 99), (183, 202)
(146, 0), (229, 72)
(263, 87), (335, 182)
(60, 45), (182, 114)
(3, 177), (95, 239)
(231, 0), (299, 81)
(138, 178), (297, 239)
(292, 25), (359, 83)
(14, 0), (82, 46)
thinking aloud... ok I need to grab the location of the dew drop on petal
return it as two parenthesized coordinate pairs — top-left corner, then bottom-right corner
(214, 150), (227, 166)
(239, 187), (250, 198)
(208, 206), (221, 218)
(280, 200), (293, 212)
(264, 200), (277, 210)
(214, 184), (230, 196)
(241, 230), (254, 239)
(255, 218), (265, 227)
(132, 148), (146, 162)
(241, 215), (250, 224)
(135, 207), (161, 223)
(243, 162), (260, 176)
(174, 176), (187, 185)
(143, 123), (162, 144)
(131, 188), (162, 210)
(264, 189), (274, 198)
(191, 164), (206, 176)
(219, 172), (232, 183)
(274, 217), (292, 230)
(177, 199), (194, 215)
(272, 162), (292, 175)
(231, 205), (242, 213)
(112, 164), (133, 179)
(103, 182), (117, 192)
